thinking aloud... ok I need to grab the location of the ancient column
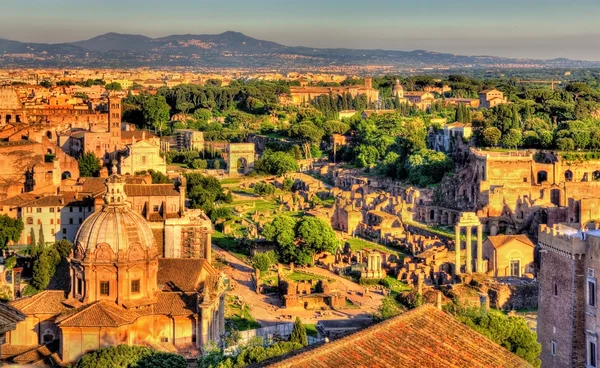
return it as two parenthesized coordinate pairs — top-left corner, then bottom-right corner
(454, 225), (461, 275)
(367, 253), (373, 271)
(476, 225), (483, 273)
(465, 226), (472, 274)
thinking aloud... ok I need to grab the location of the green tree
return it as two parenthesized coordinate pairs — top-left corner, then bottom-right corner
(185, 173), (232, 214)
(262, 215), (297, 263)
(56, 239), (73, 260)
(31, 246), (59, 292)
(290, 317), (308, 347)
(28, 228), (37, 258)
(40, 80), (52, 88)
(143, 95), (170, 136)
(482, 127), (502, 147)
(255, 151), (299, 176)
(78, 152), (102, 177)
(501, 129), (522, 149)
(74, 345), (186, 368)
(445, 303), (541, 367)
(105, 82), (123, 91)
(0, 215), (23, 251)
(296, 217), (338, 254)
(252, 251), (278, 273)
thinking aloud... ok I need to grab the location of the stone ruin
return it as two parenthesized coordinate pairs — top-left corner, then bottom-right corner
(276, 264), (346, 310)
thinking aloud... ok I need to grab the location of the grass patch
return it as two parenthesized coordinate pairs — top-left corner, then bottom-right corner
(225, 295), (261, 332)
(345, 237), (406, 257)
(220, 178), (243, 185)
(212, 231), (250, 259)
(304, 324), (318, 338)
(286, 271), (324, 282)
(380, 276), (411, 295)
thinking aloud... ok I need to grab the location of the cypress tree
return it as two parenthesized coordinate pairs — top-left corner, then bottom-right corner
(29, 228), (37, 258)
(290, 317), (308, 346)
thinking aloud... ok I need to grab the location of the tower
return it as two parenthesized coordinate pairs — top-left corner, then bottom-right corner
(107, 96), (122, 157)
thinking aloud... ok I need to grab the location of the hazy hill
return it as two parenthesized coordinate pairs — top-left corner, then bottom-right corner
(0, 31), (598, 69)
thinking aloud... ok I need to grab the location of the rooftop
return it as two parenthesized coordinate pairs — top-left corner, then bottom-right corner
(264, 304), (530, 368)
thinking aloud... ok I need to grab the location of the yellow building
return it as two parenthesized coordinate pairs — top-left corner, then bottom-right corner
(482, 234), (535, 277)
(4, 172), (226, 364)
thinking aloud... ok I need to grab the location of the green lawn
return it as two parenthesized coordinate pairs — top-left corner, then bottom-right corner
(286, 271), (324, 282)
(345, 237), (406, 257)
(380, 276), (412, 295)
(220, 178), (243, 185)
(227, 199), (279, 212)
(212, 231), (250, 259)
(225, 295), (261, 332)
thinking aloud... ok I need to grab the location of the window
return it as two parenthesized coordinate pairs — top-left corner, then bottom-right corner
(523, 177), (527, 183)
(589, 278), (597, 307)
(26, 217), (33, 225)
(590, 340), (597, 368)
(76, 278), (83, 296)
(69, 218), (73, 224)
(510, 260), (520, 277)
(36, 208), (42, 213)
(160, 337), (168, 343)
(78, 218), (83, 224)
(153, 205), (159, 212)
(50, 219), (53, 225)
(552, 341), (557, 356)
(554, 283), (558, 296)
(69, 207), (73, 212)
(131, 279), (140, 294)
(62, 228), (66, 234)
(100, 281), (110, 296)
(49, 207), (54, 213)
(141, 156), (146, 165)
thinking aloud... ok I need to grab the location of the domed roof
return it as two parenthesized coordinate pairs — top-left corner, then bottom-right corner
(74, 170), (156, 258)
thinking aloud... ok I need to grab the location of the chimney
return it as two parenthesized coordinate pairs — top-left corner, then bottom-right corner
(436, 291), (442, 310)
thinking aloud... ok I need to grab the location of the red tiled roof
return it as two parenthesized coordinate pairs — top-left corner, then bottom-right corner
(9, 291), (68, 315)
(125, 184), (180, 197)
(154, 292), (197, 316)
(264, 304), (531, 368)
(486, 235), (535, 249)
(158, 258), (215, 292)
(56, 300), (139, 327)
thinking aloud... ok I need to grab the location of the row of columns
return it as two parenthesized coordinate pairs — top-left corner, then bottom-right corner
(454, 224), (483, 275)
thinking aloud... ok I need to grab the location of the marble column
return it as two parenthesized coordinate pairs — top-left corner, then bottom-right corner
(465, 227), (472, 274)
(476, 225), (483, 273)
(454, 225), (461, 275)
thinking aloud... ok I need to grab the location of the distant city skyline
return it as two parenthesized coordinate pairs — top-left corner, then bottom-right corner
(2, 0), (600, 60)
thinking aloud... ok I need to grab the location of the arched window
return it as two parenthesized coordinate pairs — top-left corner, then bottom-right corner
(537, 171), (548, 184)
(565, 170), (573, 182)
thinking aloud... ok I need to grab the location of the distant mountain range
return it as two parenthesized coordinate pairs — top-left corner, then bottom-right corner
(0, 31), (598, 70)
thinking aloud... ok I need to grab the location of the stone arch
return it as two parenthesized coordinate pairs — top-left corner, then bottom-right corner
(593, 171), (600, 181)
(46, 131), (53, 140)
(537, 170), (548, 184)
(236, 157), (247, 174)
(227, 143), (255, 175)
(429, 209), (435, 221)
(61, 171), (71, 180)
(47, 148), (54, 155)
(565, 170), (573, 182)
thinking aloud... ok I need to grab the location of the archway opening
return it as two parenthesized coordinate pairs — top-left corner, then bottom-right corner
(237, 157), (247, 174)
(594, 171), (600, 181)
(537, 171), (548, 184)
(565, 170), (573, 182)
(61, 171), (72, 180)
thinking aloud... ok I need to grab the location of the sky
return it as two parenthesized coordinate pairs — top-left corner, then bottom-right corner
(2, 0), (600, 60)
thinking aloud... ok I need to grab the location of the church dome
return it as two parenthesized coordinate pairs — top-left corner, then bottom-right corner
(74, 170), (156, 259)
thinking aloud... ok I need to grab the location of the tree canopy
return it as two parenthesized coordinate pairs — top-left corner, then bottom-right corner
(74, 345), (187, 368)
(0, 215), (23, 250)
(78, 152), (102, 177)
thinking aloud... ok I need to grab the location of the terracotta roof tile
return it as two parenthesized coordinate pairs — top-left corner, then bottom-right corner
(56, 300), (139, 327)
(125, 184), (180, 197)
(158, 258), (214, 292)
(154, 292), (197, 316)
(486, 235), (535, 249)
(264, 304), (531, 368)
(9, 291), (68, 315)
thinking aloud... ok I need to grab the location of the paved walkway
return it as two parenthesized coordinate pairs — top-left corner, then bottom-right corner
(213, 244), (382, 327)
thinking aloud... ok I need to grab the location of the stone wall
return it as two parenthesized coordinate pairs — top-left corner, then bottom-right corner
(487, 282), (538, 310)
